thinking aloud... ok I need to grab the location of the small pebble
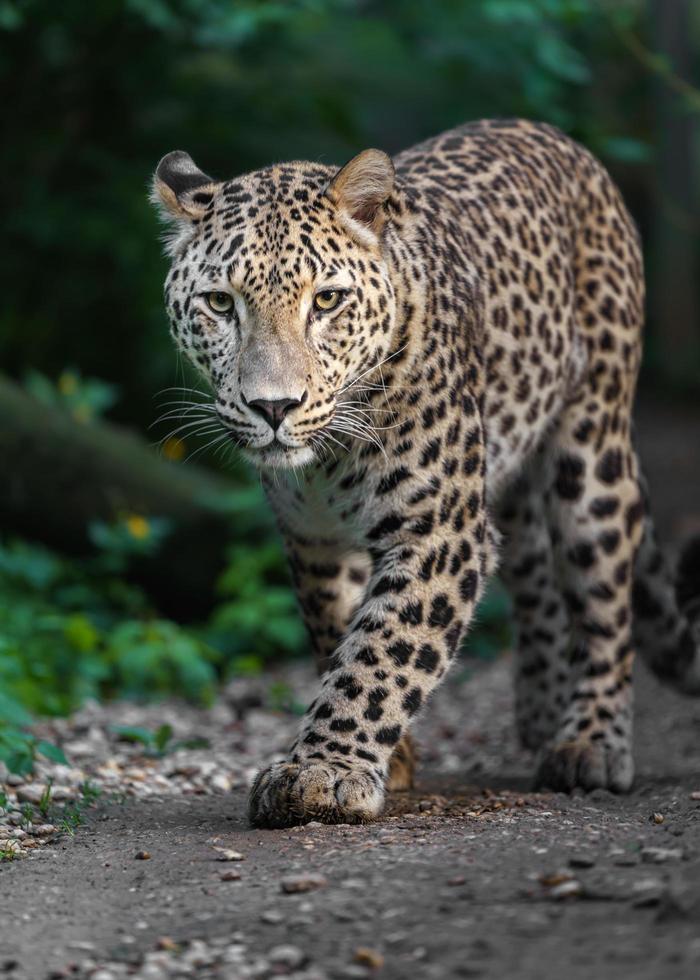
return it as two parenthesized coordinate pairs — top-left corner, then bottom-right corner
(280, 872), (328, 894)
(641, 846), (683, 864)
(16, 785), (48, 805)
(568, 855), (595, 869)
(261, 909), (285, 924)
(220, 869), (241, 881)
(134, 850), (151, 860)
(631, 878), (666, 908)
(614, 855), (639, 867)
(214, 847), (245, 862)
(549, 880), (582, 900)
(268, 944), (307, 970)
(650, 812), (665, 825)
(209, 773), (232, 793)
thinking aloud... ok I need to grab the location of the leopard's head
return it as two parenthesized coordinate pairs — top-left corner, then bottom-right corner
(152, 149), (399, 469)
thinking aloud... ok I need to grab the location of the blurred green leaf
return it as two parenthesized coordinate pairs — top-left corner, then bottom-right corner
(602, 136), (652, 163)
(35, 740), (68, 765)
(112, 725), (156, 746)
(25, 368), (119, 422)
(154, 723), (174, 753)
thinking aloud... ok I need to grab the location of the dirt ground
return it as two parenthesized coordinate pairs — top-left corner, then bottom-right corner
(2, 394), (700, 980)
(2, 657), (700, 980)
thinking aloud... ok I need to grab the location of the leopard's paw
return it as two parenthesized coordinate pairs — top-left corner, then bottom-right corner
(534, 737), (633, 793)
(248, 761), (385, 828)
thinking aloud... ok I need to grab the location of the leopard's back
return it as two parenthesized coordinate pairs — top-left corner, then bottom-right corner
(394, 118), (643, 493)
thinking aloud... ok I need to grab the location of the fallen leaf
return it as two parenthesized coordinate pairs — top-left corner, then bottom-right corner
(539, 871), (572, 887)
(354, 947), (384, 969)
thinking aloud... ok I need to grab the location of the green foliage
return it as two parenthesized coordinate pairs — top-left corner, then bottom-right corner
(205, 543), (307, 671)
(0, 512), (300, 773)
(48, 781), (103, 836)
(25, 368), (119, 423)
(112, 723), (210, 755)
(38, 780), (53, 818)
(0, 692), (68, 775)
(0, 778), (103, 846)
(0, 0), (656, 429)
(0, 537), (221, 718)
(88, 515), (173, 565)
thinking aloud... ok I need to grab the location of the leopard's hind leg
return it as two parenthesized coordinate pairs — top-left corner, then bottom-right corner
(529, 154), (647, 793)
(535, 408), (644, 793)
(497, 461), (573, 751)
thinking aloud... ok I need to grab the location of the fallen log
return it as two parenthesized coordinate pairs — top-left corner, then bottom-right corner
(0, 374), (243, 619)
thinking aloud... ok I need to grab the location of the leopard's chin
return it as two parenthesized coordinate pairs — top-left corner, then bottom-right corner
(242, 443), (316, 470)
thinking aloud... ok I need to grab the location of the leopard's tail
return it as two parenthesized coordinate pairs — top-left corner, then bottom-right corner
(633, 503), (700, 695)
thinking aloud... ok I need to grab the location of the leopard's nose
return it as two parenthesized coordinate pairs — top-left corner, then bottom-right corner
(244, 393), (307, 431)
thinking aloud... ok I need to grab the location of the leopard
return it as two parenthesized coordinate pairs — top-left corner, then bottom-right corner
(151, 118), (700, 829)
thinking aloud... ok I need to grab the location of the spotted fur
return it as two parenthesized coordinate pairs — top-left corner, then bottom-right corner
(152, 120), (700, 828)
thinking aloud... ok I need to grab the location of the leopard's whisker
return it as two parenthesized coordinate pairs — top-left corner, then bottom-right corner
(329, 419), (387, 459)
(150, 406), (217, 429)
(153, 398), (216, 412)
(337, 343), (408, 395)
(154, 418), (224, 446)
(339, 400), (397, 414)
(183, 430), (231, 464)
(336, 405), (403, 432)
(322, 430), (352, 456)
(154, 384), (213, 400)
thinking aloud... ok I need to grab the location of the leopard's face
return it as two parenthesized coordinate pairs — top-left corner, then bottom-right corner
(156, 153), (397, 469)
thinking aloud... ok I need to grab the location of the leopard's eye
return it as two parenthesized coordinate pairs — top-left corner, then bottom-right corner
(206, 291), (234, 315)
(313, 289), (342, 312)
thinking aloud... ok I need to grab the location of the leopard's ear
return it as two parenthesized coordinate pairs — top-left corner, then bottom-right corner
(325, 149), (394, 238)
(151, 151), (218, 221)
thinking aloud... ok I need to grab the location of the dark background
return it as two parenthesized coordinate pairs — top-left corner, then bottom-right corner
(0, 0), (698, 766)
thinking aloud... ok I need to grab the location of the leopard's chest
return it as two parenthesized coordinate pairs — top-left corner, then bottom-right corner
(265, 458), (379, 549)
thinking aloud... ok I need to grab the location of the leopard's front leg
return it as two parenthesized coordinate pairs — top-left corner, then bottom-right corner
(286, 539), (416, 791)
(250, 463), (492, 827)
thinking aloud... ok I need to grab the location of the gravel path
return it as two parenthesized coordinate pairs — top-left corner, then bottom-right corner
(2, 656), (700, 980)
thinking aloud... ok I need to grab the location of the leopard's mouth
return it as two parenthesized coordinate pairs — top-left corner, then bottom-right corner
(241, 441), (316, 470)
